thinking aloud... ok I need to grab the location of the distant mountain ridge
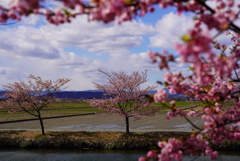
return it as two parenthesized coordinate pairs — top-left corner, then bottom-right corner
(0, 89), (186, 100)
(53, 91), (106, 99)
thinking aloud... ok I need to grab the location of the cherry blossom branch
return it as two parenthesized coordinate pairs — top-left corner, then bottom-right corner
(195, 0), (240, 33)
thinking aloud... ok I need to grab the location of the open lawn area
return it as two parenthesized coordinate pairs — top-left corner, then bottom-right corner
(0, 101), (100, 122)
(0, 101), (197, 122)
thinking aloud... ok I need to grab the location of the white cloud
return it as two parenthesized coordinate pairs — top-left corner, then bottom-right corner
(0, 15), (155, 58)
(0, 25), (61, 59)
(149, 12), (194, 49)
(0, 15), (157, 90)
(20, 15), (43, 26)
(47, 16), (155, 54)
(0, 0), (11, 8)
(0, 51), (101, 90)
(106, 52), (156, 71)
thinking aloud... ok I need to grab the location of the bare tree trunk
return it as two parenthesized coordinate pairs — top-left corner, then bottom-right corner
(125, 116), (130, 135)
(38, 112), (45, 135)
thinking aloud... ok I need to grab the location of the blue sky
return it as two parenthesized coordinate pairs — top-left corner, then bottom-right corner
(0, 1), (234, 91)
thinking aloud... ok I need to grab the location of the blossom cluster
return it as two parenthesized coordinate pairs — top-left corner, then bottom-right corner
(142, 0), (239, 160)
(201, 103), (240, 144)
(3, 75), (70, 112)
(154, 89), (168, 103)
(139, 134), (218, 161)
(1, 0), (239, 29)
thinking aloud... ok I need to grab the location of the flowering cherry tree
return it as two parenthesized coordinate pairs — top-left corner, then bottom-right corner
(3, 75), (70, 135)
(0, 0), (240, 160)
(88, 69), (157, 135)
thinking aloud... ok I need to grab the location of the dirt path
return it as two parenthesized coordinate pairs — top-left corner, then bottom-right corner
(0, 113), (203, 132)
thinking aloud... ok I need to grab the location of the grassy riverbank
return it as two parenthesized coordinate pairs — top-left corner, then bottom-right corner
(0, 131), (187, 150)
(0, 130), (239, 151)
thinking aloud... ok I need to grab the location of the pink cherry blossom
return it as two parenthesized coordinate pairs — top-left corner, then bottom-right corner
(2, 75), (70, 135)
(154, 89), (167, 103)
(87, 69), (157, 135)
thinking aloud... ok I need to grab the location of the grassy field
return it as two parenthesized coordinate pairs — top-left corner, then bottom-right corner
(0, 101), (101, 122)
(0, 101), (195, 122)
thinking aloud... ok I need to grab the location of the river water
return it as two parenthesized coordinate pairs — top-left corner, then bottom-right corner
(0, 149), (239, 161)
